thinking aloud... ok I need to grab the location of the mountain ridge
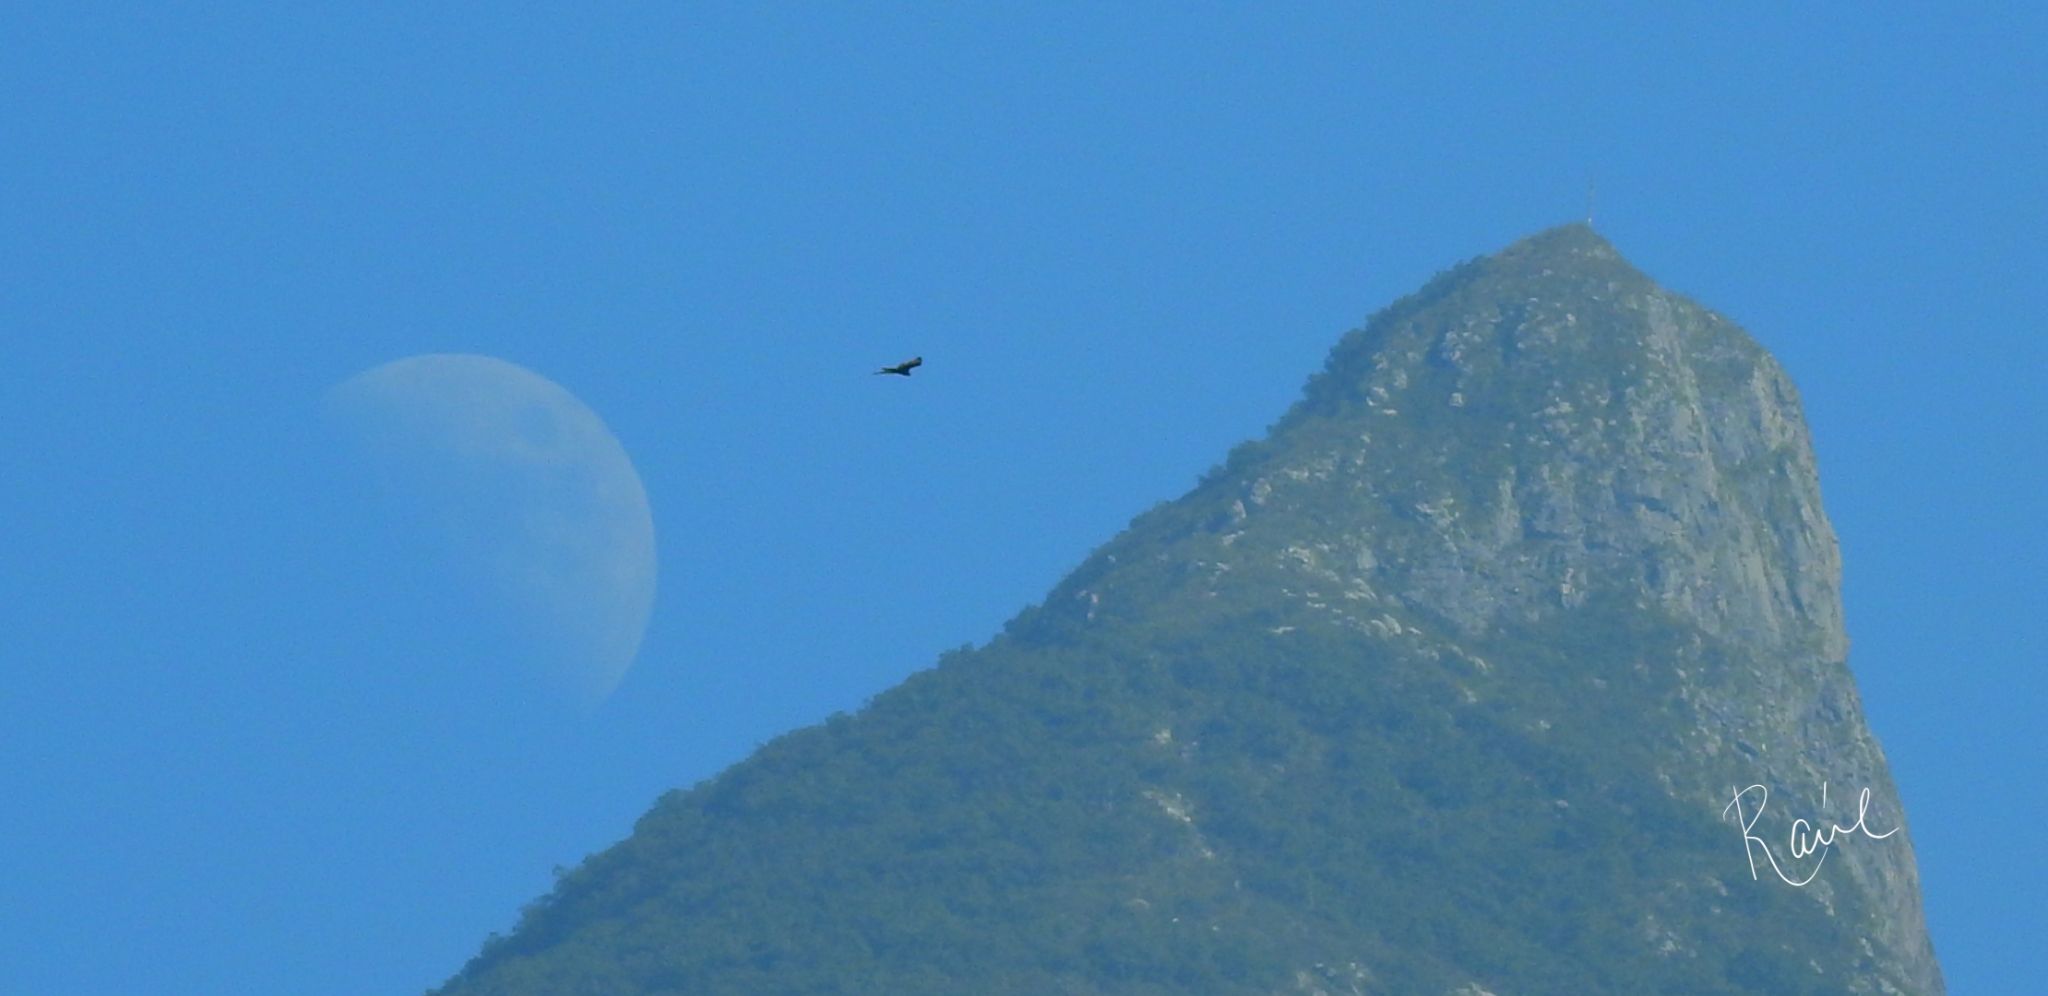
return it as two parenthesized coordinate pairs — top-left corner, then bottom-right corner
(435, 223), (1941, 995)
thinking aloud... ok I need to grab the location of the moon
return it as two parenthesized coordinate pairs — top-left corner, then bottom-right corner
(324, 354), (657, 709)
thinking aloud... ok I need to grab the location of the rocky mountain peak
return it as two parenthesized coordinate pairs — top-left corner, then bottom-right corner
(1045, 222), (1840, 664)
(437, 225), (1941, 996)
(1012, 224), (1938, 990)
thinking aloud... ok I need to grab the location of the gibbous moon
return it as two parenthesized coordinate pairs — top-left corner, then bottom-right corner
(324, 354), (656, 709)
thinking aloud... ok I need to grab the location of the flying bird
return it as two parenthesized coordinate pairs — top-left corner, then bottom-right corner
(874, 356), (923, 377)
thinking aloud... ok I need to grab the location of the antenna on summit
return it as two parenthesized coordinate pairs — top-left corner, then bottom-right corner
(1585, 177), (1597, 229)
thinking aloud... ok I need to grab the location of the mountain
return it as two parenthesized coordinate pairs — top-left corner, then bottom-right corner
(433, 224), (1942, 995)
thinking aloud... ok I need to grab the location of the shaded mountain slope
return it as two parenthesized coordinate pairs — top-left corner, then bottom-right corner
(435, 224), (1941, 995)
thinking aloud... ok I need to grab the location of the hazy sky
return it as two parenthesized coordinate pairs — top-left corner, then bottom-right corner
(4, 6), (2040, 993)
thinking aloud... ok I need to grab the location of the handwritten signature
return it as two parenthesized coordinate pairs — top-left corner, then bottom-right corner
(1722, 782), (1899, 887)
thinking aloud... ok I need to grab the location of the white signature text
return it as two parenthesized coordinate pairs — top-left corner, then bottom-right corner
(1722, 782), (1899, 887)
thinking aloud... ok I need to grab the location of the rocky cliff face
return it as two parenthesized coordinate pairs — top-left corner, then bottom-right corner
(1048, 226), (1841, 659)
(437, 225), (1941, 995)
(1037, 224), (1938, 993)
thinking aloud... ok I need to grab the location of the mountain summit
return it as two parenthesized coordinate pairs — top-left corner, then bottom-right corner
(436, 225), (1942, 995)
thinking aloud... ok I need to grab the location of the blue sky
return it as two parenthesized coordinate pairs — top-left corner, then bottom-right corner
(3, 5), (2040, 992)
